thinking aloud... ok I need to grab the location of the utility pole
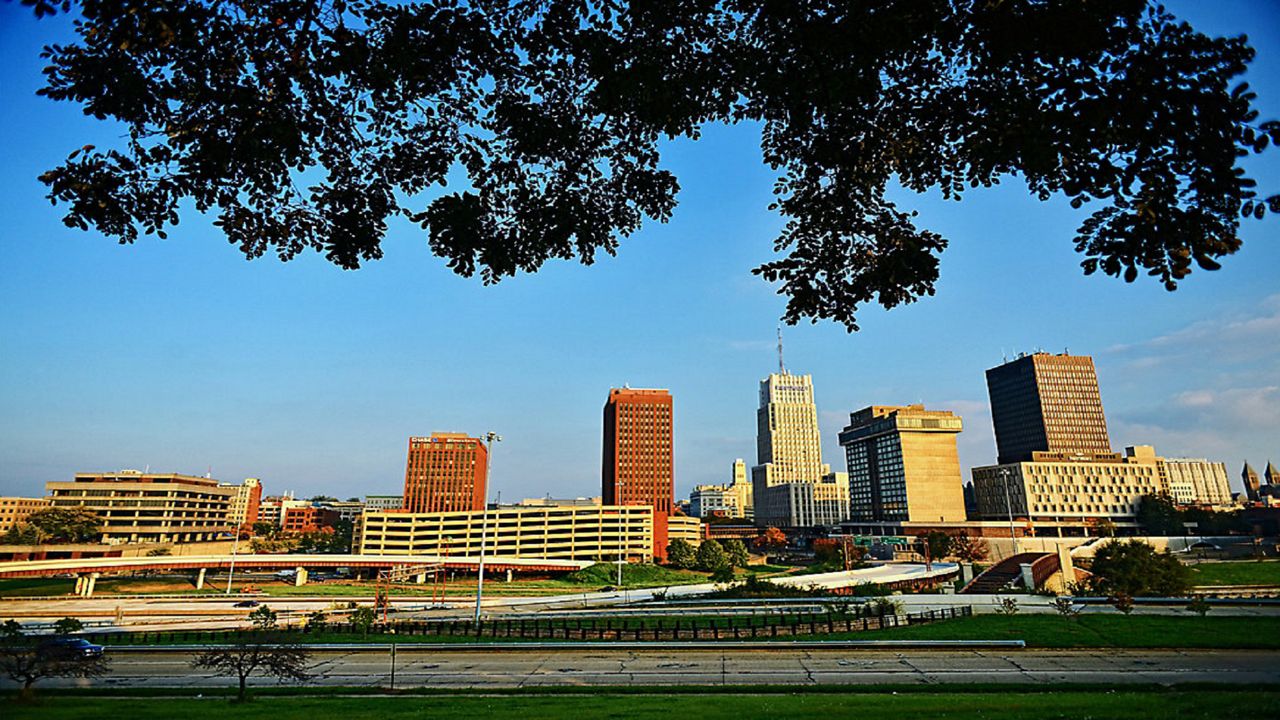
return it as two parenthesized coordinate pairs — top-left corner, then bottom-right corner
(225, 526), (240, 594)
(1001, 466), (1021, 557)
(474, 432), (501, 624)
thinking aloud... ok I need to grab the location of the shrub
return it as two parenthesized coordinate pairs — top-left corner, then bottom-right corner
(994, 596), (1019, 615)
(1109, 592), (1135, 615)
(1186, 596), (1212, 617)
(52, 617), (83, 635)
(1052, 597), (1081, 619)
(1090, 540), (1191, 597)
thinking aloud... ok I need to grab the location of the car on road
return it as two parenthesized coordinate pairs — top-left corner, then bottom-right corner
(39, 637), (105, 659)
(233, 600), (260, 608)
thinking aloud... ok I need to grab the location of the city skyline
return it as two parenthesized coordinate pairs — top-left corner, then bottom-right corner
(1, 0), (1278, 502)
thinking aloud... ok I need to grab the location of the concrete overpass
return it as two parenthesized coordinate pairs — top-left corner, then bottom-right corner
(0, 554), (593, 597)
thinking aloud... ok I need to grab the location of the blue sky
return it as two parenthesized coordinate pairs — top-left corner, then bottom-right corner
(1, 1), (1277, 502)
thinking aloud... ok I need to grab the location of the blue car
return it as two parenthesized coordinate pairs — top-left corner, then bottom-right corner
(39, 637), (105, 659)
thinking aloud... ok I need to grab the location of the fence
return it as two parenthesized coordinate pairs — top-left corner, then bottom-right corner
(82, 606), (971, 645)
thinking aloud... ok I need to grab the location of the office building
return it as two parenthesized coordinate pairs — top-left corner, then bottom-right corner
(219, 478), (262, 528)
(364, 494), (403, 511)
(281, 506), (341, 533)
(839, 404), (967, 523)
(752, 373), (828, 487)
(402, 433), (488, 513)
(755, 473), (850, 528)
(602, 388), (675, 558)
(0, 497), (49, 534)
(986, 352), (1111, 464)
(314, 499), (365, 523)
(258, 494), (307, 526)
(970, 445), (1169, 533)
(689, 459), (754, 519)
(46, 471), (234, 544)
(751, 372), (845, 527)
(1164, 459), (1232, 506)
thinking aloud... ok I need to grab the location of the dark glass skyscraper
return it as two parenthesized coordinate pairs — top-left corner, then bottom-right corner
(985, 352), (1111, 464)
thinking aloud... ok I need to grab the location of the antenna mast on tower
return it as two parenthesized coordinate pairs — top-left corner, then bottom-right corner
(777, 325), (786, 375)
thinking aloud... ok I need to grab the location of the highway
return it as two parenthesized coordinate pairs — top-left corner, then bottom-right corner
(15, 647), (1279, 688)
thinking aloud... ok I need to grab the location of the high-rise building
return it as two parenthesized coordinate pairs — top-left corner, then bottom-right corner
(219, 478), (262, 528)
(402, 434), (488, 513)
(1164, 459), (1232, 506)
(46, 471), (235, 544)
(602, 388), (674, 558)
(971, 445), (1169, 530)
(986, 352), (1112, 464)
(753, 373), (828, 487)
(1243, 462), (1262, 502)
(839, 404), (967, 523)
(750, 372), (847, 527)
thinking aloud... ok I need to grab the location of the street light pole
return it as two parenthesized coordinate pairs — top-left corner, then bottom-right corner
(1001, 466), (1021, 557)
(225, 526), (240, 595)
(474, 432), (501, 624)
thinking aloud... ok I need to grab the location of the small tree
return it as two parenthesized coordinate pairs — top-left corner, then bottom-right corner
(191, 638), (311, 702)
(950, 533), (990, 563)
(695, 540), (729, 572)
(666, 539), (696, 570)
(306, 611), (328, 632)
(351, 605), (377, 636)
(709, 564), (736, 584)
(1109, 592), (1136, 615)
(812, 538), (842, 565)
(52, 617), (84, 635)
(917, 531), (953, 570)
(248, 605), (278, 631)
(721, 539), (750, 568)
(752, 527), (788, 552)
(1135, 494), (1183, 536)
(1, 627), (110, 701)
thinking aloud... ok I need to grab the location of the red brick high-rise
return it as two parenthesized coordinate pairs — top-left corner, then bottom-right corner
(402, 433), (488, 513)
(602, 388), (674, 559)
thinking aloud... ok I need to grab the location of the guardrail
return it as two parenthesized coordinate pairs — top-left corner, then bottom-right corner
(105, 637), (1025, 652)
(74, 606), (972, 645)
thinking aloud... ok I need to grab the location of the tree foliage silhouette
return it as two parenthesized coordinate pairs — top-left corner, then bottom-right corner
(23, 0), (1279, 329)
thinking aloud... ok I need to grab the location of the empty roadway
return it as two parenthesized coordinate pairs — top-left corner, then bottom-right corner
(13, 647), (1278, 689)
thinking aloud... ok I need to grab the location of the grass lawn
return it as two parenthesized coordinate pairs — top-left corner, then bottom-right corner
(796, 614), (1280, 649)
(1188, 560), (1280, 587)
(12, 690), (1277, 720)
